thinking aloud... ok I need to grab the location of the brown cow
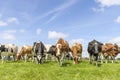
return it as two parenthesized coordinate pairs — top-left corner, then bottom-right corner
(71, 43), (82, 64)
(101, 43), (120, 63)
(16, 45), (33, 62)
(55, 38), (70, 66)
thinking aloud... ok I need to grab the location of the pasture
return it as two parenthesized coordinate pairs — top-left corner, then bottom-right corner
(0, 60), (120, 80)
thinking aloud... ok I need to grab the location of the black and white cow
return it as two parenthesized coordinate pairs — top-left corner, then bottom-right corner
(44, 44), (56, 61)
(0, 43), (18, 63)
(32, 41), (46, 64)
(87, 40), (103, 66)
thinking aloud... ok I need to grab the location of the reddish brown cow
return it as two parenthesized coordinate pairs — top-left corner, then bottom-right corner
(55, 38), (70, 66)
(101, 43), (120, 63)
(71, 43), (82, 64)
(16, 45), (33, 62)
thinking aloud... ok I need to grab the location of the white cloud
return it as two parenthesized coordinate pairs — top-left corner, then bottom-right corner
(1, 30), (17, 40)
(115, 16), (120, 23)
(36, 28), (42, 36)
(2, 33), (15, 40)
(96, 0), (120, 7)
(48, 31), (68, 39)
(0, 21), (8, 26)
(0, 17), (19, 27)
(7, 17), (19, 24)
(93, 0), (120, 12)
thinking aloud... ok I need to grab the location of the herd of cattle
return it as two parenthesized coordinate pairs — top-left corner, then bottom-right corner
(0, 38), (120, 66)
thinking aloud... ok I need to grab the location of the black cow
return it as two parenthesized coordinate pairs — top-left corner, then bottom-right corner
(32, 41), (46, 64)
(87, 39), (103, 66)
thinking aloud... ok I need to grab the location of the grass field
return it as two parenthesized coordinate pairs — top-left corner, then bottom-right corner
(0, 60), (120, 80)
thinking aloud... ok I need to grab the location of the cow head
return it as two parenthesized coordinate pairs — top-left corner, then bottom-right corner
(93, 42), (99, 54)
(16, 53), (21, 61)
(74, 56), (78, 64)
(112, 44), (120, 57)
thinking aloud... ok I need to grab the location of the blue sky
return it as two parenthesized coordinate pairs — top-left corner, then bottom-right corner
(0, 0), (120, 57)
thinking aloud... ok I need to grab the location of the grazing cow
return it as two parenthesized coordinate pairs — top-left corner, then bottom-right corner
(101, 43), (120, 63)
(32, 41), (46, 64)
(44, 44), (56, 61)
(16, 45), (33, 62)
(71, 43), (82, 64)
(55, 38), (70, 66)
(0, 43), (18, 63)
(87, 40), (103, 66)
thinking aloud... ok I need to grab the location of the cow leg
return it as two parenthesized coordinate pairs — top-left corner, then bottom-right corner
(103, 53), (109, 64)
(24, 54), (28, 62)
(51, 55), (55, 61)
(13, 55), (16, 61)
(56, 56), (60, 65)
(98, 53), (101, 61)
(94, 54), (98, 67)
(73, 57), (76, 64)
(89, 54), (92, 64)
(40, 56), (43, 63)
(36, 57), (40, 64)
(32, 56), (36, 62)
(78, 53), (82, 62)
(7, 56), (11, 60)
(36, 55), (41, 64)
(100, 54), (104, 64)
(32, 57), (34, 62)
(40, 53), (46, 63)
(45, 53), (48, 62)
(105, 55), (109, 63)
(32, 53), (37, 62)
(101, 54), (107, 64)
(60, 53), (65, 66)
(111, 56), (115, 63)
(56, 55), (63, 66)
(74, 56), (78, 64)
(0, 53), (1, 59)
(1, 56), (5, 63)
(104, 56), (107, 63)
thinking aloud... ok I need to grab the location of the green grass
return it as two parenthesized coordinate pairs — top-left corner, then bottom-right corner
(0, 60), (120, 80)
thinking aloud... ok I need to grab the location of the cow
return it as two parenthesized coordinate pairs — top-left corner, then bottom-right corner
(101, 43), (120, 63)
(71, 43), (82, 64)
(55, 38), (70, 66)
(16, 45), (33, 62)
(87, 40), (103, 66)
(44, 44), (56, 61)
(0, 43), (18, 63)
(32, 41), (46, 64)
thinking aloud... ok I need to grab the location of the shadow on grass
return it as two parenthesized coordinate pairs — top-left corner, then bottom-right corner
(91, 63), (102, 67)
(97, 64), (102, 67)
(61, 62), (71, 67)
